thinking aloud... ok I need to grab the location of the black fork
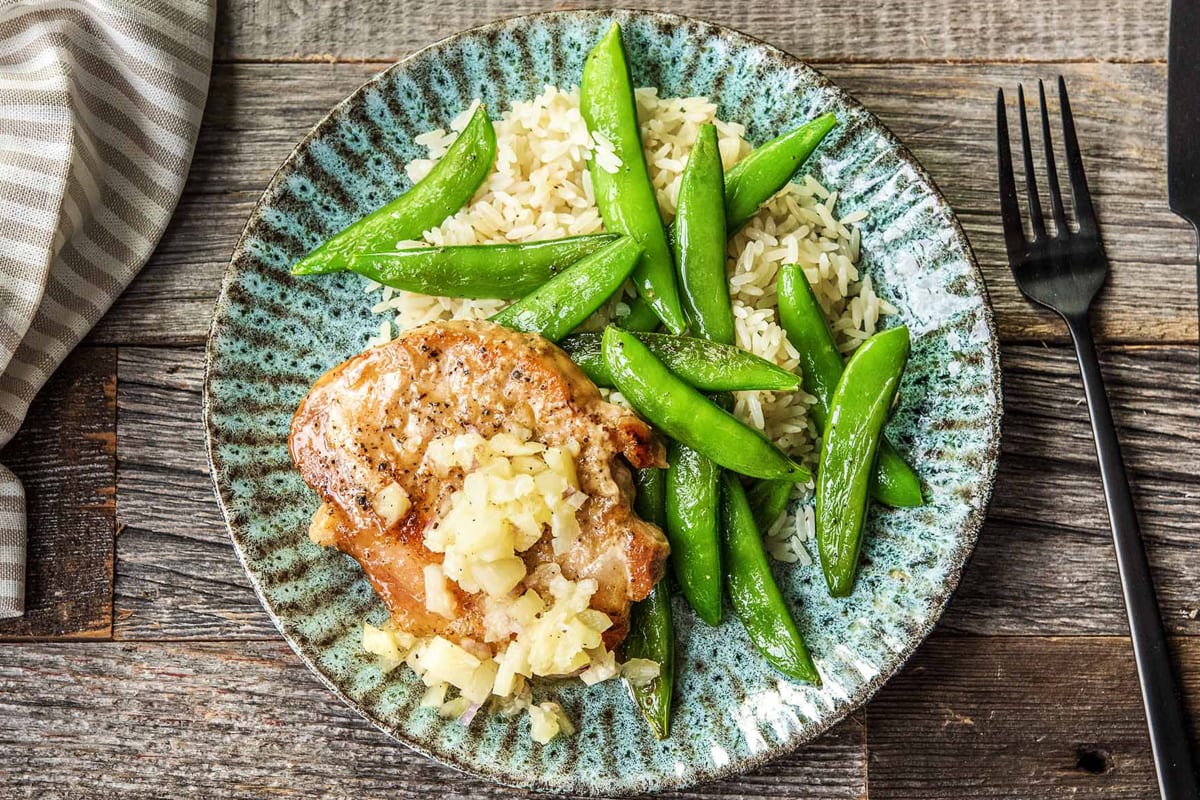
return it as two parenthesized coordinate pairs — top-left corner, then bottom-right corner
(997, 77), (1200, 800)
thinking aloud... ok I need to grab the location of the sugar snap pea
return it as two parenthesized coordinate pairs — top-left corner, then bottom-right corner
(623, 467), (674, 740)
(581, 24), (686, 334)
(602, 327), (809, 482)
(816, 325), (910, 597)
(664, 440), (722, 626)
(749, 478), (794, 533)
(337, 234), (619, 298)
(724, 112), (838, 232)
(673, 124), (734, 344)
(665, 387), (730, 632)
(623, 582), (673, 738)
(490, 237), (640, 342)
(614, 296), (662, 332)
(720, 473), (820, 684)
(292, 105), (496, 276)
(663, 124), (732, 628)
(615, 114), (838, 332)
(777, 265), (923, 507)
(663, 114), (839, 242)
(633, 466), (668, 542)
(559, 332), (799, 392)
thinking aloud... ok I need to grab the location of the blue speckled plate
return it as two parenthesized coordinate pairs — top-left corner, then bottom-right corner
(204, 9), (1001, 795)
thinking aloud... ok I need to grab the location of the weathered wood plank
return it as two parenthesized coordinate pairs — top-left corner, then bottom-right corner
(0, 640), (866, 799)
(942, 343), (1200, 635)
(89, 61), (1194, 348)
(214, 0), (1168, 63)
(113, 343), (1200, 641)
(28, 6), (1185, 799)
(114, 347), (270, 639)
(1, 636), (1191, 797)
(867, 636), (1200, 799)
(826, 63), (1195, 346)
(0, 348), (116, 641)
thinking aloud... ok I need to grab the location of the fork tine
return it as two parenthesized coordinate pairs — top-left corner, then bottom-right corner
(1017, 84), (1047, 241)
(1038, 79), (1070, 235)
(995, 89), (1027, 264)
(1058, 75), (1099, 237)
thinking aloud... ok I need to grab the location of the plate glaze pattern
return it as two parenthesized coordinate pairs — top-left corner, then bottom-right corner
(204, 10), (1001, 795)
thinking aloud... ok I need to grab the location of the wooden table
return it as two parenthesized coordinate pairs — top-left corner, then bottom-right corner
(2, 2), (1197, 797)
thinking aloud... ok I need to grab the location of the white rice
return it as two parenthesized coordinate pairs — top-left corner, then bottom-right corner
(365, 85), (895, 558)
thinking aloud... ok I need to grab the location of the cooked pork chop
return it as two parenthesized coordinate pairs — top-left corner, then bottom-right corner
(290, 319), (668, 653)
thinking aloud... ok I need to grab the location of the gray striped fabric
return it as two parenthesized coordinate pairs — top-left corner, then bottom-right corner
(0, 0), (215, 617)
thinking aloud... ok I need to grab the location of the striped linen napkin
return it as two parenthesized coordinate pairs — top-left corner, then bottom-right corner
(0, 1), (215, 618)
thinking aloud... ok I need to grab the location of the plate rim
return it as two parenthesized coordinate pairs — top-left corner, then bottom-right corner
(202, 7), (1003, 794)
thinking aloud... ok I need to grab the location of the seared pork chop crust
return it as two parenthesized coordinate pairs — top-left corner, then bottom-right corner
(290, 320), (668, 652)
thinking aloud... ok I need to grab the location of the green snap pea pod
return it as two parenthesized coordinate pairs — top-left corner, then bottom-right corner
(634, 465), (668, 533)
(618, 115), (837, 329)
(623, 583), (674, 738)
(720, 473), (820, 684)
(490, 237), (640, 342)
(664, 440), (723, 626)
(559, 332), (799, 392)
(338, 234), (619, 298)
(664, 392), (733, 625)
(667, 128), (730, 628)
(673, 124), (734, 344)
(749, 479), (794, 533)
(602, 326), (810, 482)
(777, 265), (923, 507)
(581, 24), (686, 334)
(292, 106), (496, 276)
(660, 114), (839, 243)
(724, 112), (838, 232)
(624, 468), (674, 740)
(816, 326), (911, 597)
(614, 296), (662, 332)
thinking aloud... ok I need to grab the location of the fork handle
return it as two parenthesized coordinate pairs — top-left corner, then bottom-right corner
(1194, 225), (1200, 374)
(1066, 313), (1200, 800)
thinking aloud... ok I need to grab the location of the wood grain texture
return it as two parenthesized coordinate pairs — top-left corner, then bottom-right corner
(214, 0), (1169, 63)
(867, 636), (1200, 799)
(827, 62), (1196, 345)
(942, 343), (1200, 635)
(0, 640), (866, 799)
(88, 61), (1196, 348)
(0, 348), (116, 641)
(112, 343), (1200, 642)
(15, 5), (1198, 797)
(114, 348), (270, 640)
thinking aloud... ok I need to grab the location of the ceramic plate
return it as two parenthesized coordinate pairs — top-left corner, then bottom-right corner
(204, 9), (1001, 795)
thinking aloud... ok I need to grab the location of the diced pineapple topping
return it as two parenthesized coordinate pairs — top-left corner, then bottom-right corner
(422, 563), (457, 619)
(408, 636), (485, 692)
(361, 621), (414, 673)
(492, 572), (612, 681)
(371, 481), (411, 528)
(420, 682), (448, 709)
(308, 503), (339, 546)
(437, 696), (473, 719)
(528, 702), (575, 744)
(423, 432), (584, 597)
(621, 658), (662, 687)
(345, 430), (635, 744)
